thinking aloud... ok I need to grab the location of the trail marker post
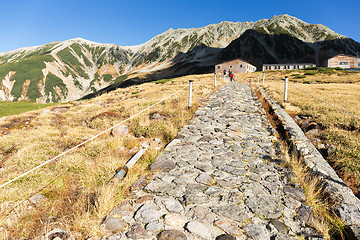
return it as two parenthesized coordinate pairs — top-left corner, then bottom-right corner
(284, 76), (289, 102)
(263, 72), (265, 84)
(188, 80), (193, 108)
(214, 73), (216, 87)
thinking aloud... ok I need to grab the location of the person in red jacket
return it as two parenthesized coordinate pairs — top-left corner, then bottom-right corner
(229, 71), (234, 81)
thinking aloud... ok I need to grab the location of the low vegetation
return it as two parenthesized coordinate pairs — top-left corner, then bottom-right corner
(0, 74), (217, 239)
(0, 101), (59, 118)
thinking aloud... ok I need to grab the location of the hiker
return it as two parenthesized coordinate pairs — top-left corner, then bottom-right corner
(229, 71), (234, 81)
(223, 69), (227, 76)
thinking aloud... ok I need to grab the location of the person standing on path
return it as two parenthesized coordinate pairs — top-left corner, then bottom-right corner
(229, 71), (234, 81)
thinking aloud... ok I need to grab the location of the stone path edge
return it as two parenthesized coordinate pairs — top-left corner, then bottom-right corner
(256, 85), (360, 238)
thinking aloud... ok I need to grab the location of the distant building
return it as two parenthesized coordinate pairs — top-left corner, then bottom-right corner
(262, 63), (316, 71)
(215, 59), (257, 73)
(324, 54), (360, 70)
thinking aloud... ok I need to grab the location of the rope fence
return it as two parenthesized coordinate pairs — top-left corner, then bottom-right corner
(278, 76), (360, 121)
(0, 84), (190, 190)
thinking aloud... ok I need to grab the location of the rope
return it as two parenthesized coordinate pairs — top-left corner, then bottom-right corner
(0, 85), (188, 190)
(289, 83), (360, 121)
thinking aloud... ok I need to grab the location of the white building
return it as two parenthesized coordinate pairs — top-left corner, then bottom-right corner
(215, 59), (257, 73)
(262, 63), (316, 71)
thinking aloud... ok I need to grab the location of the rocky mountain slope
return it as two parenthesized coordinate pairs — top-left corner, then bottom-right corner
(1, 14), (359, 102)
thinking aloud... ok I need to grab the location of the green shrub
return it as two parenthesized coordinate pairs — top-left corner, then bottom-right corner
(292, 74), (306, 79)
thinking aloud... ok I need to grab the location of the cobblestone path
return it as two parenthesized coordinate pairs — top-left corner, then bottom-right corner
(104, 83), (322, 240)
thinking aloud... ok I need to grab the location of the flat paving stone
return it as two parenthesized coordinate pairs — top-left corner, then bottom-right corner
(104, 83), (321, 239)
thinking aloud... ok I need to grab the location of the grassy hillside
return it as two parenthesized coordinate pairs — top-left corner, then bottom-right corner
(0, 101), (59, 117)
(0, 55), (55, 100)
(0, 73), (216, 239)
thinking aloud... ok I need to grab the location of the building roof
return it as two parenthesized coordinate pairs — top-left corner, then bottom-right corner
(263, 63), (316, 66)
(215, 58), (254, 66)
(327, 54), (358, 59)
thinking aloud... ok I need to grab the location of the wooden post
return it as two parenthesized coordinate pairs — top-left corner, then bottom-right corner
(188, 80), (193, 108)
(214, 73), (216, 87)
(284, 76), (289, 102)
(262, 72), (265, 84)
(111, 142), (149, 183)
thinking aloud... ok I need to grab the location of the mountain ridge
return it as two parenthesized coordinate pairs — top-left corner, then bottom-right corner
(0, 14), (359, 103)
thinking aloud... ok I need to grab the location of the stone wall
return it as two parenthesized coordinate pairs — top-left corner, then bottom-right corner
(257, 86), (360, 239)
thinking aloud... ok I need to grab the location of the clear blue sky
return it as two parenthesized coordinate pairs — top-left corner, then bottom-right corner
(0, 0), (359, 53)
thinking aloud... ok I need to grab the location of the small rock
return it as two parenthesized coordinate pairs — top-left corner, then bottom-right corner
(245, 194), (283, 219)
(336, 203), (360, 225)
(29, 194), (47, 207)
(150, 112), (163, 120)
(157, 229), (187, 240)
(164, 214), (185, 227)
(269, 219), (288, 234)
(107, 200), (134, 219)
(52, 108), (68, 114)
(195, 173), (213, 185)
(306, 129), (319, 136)
(145, 222), (163, 231)
(46, 228), (69, 240)
(103, 218), (128, 233)
(283, 186), (306, 202)
(162, 198), (183, 213)
(130, 176), (147, 191)
(186, 206), (216, 223)
(243, 224), (270, 240)
(294, 204), (313, 225)
(185, 221), (212, 240)
(126, 224), (149, 239)
(215, 234), (236, 240)
(111, 125), (128, 138)
(150, 159), (176, 172)
(214, 219), (242, 236)
(134, 203), (161, 224)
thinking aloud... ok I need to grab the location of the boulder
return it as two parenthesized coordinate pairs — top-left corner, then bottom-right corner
(111, 125), (128, 138)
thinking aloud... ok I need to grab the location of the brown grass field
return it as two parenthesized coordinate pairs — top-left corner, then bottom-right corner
(0, 69), (358, 239)
(0, 74), (218, 239)
(251, 69), (360, 200)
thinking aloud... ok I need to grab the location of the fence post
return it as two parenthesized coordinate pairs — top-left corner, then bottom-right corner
(188, 80), (193, 108)
(214, 73), (216, 87)
(284, 76), (289, 102)
(257, 75), (259, 84)
(262, 72), (265, 84)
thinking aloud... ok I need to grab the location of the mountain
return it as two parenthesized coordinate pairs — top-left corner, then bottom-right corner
(1, 14), (359, 102)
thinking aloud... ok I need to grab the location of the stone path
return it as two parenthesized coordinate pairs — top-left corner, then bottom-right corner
(103, 83), (322, 240)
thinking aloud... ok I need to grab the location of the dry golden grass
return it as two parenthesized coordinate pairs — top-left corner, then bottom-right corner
(0, 73), (218, 239)
(257, 69), (360, 239)
(262, 74), (360, 197)
(283, 151), (345, 239)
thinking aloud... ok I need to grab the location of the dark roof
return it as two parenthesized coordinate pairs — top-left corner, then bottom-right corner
(215, 58), (253, 66)
(262, 63), (316, 66)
